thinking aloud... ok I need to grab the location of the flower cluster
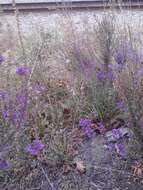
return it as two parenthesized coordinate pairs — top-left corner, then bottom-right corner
(0, 55), (5, 65)
(96, 64), (115, 81)
(79, 118), (94, 138)
(0, 159), (10, 170)
(16, 66), (31, 76)
(26, 139), (45, 156)
(107, 128), (128, 159)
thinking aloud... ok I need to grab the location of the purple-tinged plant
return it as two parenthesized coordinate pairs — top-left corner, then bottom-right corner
(114, 49), (126, 72)
(107, 143), (115, 152)
(79, 118), (94, 137)
(107, 71), (115, 81)
(15, 91), (29, 128)
(96, 64), (115, 82)
(16, 66), (31, 76)
(96, 70), (106, 81)
(98, 121), (105, 129)
(0, 91), (7, 99)
(32, 83), (46, 94)
(98, 121), (106, 133)
(2, 110), (9, 121)
(0, 55), (5, 65)
(0, 159), (10, 170)
(115, 143), (126, 158)
(79, 118), (92, 128)
(84, 126), (94, 138)
(112, 128), (122, 140)
(116, 100), (125, 111)
(26, 139), (45, 156)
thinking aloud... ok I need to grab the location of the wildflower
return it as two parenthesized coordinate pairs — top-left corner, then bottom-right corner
(116, 100), (124, 110)
(84, 126), (94, 138)
(0, 159), (10, 170)
(0, 91), (7, 99)
(79, 118), (92, 128)
(107, 71), (115, 81)
(97, 71), (106, 81)
(107, 143), (115, 152)
(98, 121), (106, 133)
(115, 63), (124, 72)
(0, 55), (5, 65)
(79, 118), (94, 138)
(32, 83), (46, 94)
(2, 110), (9, 120)
(115, 143), (126, 158)
(96, 68), (115, 81)
(26, 139), (45, 156)
(115, 51), (126, 65)
(112, 128), (122, 140)
(17, 94), (28, 107)
(16, 66), (31, 76)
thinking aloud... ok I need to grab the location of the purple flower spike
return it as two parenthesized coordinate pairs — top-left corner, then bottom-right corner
(16, 66), (31, 76)
(0, 55), (5, 65)
(0, 91), (7, 99)
(107, 143), (115, 152)
(79, 118), (92, 128)
(116, 100), (124, 110)
(97, 71), (106, 81)
(112, 128), (122, 140)
(2, 110), (9, 120)
(115, 143), (126, 158)
(26, 139), (45, 156)
(84, 126), (94, 138)
(0, 159), (10, 170)
(32, 84), (46, 94)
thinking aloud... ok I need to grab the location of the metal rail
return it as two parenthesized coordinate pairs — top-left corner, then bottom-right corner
(1, 1), (143, 12)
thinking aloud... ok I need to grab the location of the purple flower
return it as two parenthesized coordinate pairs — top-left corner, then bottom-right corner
(16, 91), (29, 127)
(115, 63), (125, 72)
(0, 91), (7, 99)
(79, 118), (94, 138)
(2, 110), (9, 120)
(0, 159), (10, 170)
(97, 71), (106, 81)
(96, 66), (115, 81)
(84, 126), (94, 138)
(115, 53), (125, 65)
(79, 118), (92, 128)
(107, 71), (115, 81)
(32, 83), (46, 94)
(0, 55), (5, 65)
(16, 66), (31, 76)
(17, 94), (28, 107)
(26, 139), (45, 156)
(98, 121), (105, 129)
(115, 143), (126, 158)
(107, 143), (115, 152)
(116, 100), (124, 110)
(112, 128), (122, 140)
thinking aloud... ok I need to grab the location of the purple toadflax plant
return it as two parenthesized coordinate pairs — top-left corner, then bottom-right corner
(0, 55), (5, 65)
(16, 66), (31, 76)
(26, 139), (45, 156)
(0, 159), (10, 170)
(112, 128), (122, 140)
(79, 118), (94, 138)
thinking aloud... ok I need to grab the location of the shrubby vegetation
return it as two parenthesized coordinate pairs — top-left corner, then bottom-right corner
(0, 10), (143, 189)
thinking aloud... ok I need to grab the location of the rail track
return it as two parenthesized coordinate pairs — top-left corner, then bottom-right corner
(0, 0), (143, 12)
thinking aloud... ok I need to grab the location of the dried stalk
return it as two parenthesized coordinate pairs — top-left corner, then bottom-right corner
(12, 0), (26, 64)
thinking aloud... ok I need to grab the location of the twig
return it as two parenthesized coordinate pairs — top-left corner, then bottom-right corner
(92, 165), (134, 177)
(90, 182), (103, 189)
(12, 0), (26, 63)
(40, 165), (56, 190)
